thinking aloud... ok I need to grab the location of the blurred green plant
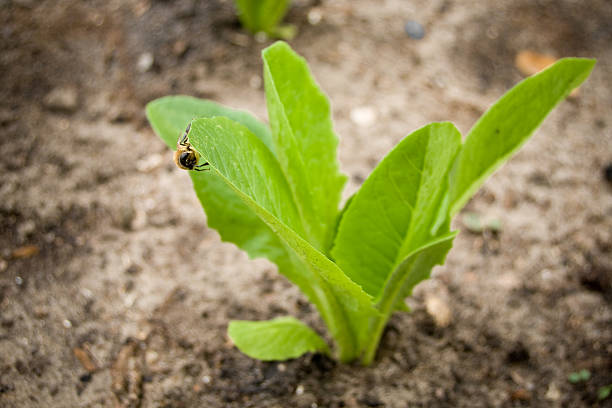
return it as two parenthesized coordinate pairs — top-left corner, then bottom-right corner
(599, 384), (612, 401)
(568, 369), (591, 383)
(146, 42), (594, 365)
(234, 0), (295, 39)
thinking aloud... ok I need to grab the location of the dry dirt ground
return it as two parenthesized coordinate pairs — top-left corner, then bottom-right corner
(1, 0), (611, 407)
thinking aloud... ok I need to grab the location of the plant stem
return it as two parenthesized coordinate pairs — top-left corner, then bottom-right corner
(360, 313), (388, 365)
(360, 258), (415, 365)
(308, 272), (358, 362)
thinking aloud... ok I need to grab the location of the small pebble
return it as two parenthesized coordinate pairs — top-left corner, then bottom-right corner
(201, 375), (211, 384)
(295, 384), (305, 395)
(172, 40), (189, 57)
(81, 288), (93, 299)
(33, 306), (48, 319)
(17, 220), (36, 240)
(145, 350), (159, 366)
(15, 276), (23, 286)
(43, 86), (78, 112)
(62, 319), (72, 328)
(308, 8), (322, 25)
(425, 294), (451, 328)
(404, 20), (425, 39)
(350, 106), (377, 127)
(137, 52), (154, 73)
(545, 383), (561, 401)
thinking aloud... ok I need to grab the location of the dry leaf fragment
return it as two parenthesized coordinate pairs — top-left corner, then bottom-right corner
(515, 50), (557, 76)
(515, 51), (580, 96)
(73, 347), (98, 373)
(12, 245), (39, 259)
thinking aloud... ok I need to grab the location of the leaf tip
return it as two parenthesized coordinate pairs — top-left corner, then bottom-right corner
(262, 40), (290, 56)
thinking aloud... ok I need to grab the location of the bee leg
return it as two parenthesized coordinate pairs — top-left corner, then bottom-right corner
(193, 162), (210, 171)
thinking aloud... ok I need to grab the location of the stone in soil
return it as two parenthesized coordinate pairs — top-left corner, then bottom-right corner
(404, 20), (425, 39)
(43, 86), (79, 112)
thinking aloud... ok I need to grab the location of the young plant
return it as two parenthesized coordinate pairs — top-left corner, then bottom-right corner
(234, 0), (295, 39)
(146, 42), (594, 365)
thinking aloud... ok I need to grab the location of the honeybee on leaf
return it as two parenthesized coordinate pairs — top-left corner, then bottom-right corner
(173, 123), (209, 171)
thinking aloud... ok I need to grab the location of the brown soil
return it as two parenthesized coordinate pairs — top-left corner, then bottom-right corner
(1, 0), (611, 407)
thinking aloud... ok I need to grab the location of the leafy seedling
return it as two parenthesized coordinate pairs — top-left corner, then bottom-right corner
(599, 384), (612, 401)
(146, 42), (594, 364)
(234, 0), (295, 39)
(568, 369), (592, 384)
(462, 211), (502, 234)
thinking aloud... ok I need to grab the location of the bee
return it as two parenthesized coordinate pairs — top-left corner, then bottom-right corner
(173, 123), (209, 171)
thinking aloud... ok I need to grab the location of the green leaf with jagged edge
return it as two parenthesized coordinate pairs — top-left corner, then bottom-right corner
(449, 58), (596, 216)
(234, 0), (291, 36)
(188, 116), (377, 362)
(228, 317), (330, 361)
(331, 123), (462, 299)
(263, 42), (348, 253)
(146, 96), (295, 266)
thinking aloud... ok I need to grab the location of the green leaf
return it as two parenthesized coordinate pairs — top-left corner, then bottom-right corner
(191, 118), (305, 236)
(234, 0), (291, 36)
(388, 231), (457, 305)
(188, 117), (377, 362)
(263, 42), (347, 252)
(449, 58), (596, 216)
(598, 384), (612, 401)
(228, 317), (330, 361)
(331, 122), (462, 298)
(146, 95), (289, 265)
(146, 95), (274, 154)
(361, 232), (457, 365)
